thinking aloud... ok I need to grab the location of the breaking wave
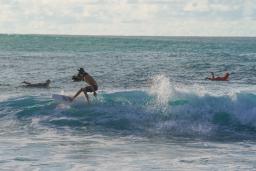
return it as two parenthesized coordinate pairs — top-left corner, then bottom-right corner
(1, 84), (256, 140)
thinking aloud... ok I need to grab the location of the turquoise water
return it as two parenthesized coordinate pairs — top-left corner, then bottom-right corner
(0, 34), (256, 170)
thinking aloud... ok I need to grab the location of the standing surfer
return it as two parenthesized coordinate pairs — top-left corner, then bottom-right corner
(70, 68), (98, 103)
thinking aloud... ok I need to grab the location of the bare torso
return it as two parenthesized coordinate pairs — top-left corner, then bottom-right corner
(83, 74), (97, 86)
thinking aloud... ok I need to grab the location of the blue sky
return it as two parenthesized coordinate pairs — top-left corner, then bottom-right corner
(0, 0), (255, 36)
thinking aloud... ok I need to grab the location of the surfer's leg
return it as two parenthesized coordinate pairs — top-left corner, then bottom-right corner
(71, 88), (83, 101)
(83, 86), (95, 103)
(83, 91), (90, 103)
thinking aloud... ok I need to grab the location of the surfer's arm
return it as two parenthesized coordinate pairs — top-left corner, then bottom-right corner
(210, 72), (215, 79)
(205, 72), (215, 80)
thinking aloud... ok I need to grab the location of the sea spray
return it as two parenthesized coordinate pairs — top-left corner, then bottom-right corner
(148, 74), (173, 113)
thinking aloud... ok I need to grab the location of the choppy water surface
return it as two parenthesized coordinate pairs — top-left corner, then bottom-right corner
(0, 34), (256, 170)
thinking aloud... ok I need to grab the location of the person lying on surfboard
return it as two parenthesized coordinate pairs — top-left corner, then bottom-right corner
(206, 72), (230, 81)
(70, 68), (98, 103)
(22, 79), (51, 88)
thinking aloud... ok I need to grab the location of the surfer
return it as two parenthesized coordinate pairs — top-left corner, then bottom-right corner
(70, 68), (98, 103)
(206, 72), (230, 81)
(22, 80), (51, 88)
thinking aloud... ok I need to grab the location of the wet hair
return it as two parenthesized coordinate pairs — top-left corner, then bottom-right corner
(78, 68), (85, 74)
(78, 68), (88, 77)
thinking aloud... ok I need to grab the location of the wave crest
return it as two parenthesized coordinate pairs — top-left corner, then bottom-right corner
(1, 85), (256, 139)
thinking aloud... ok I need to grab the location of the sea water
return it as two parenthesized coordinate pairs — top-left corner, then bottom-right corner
(0, 34), (256, 170)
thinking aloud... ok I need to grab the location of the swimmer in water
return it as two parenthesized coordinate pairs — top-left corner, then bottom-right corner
(206, 72), (230, 81)
(22, 79), (51, 88)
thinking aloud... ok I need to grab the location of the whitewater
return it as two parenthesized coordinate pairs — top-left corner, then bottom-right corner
(0, 35), (256, 170)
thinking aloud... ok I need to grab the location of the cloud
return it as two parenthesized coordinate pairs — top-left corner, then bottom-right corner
(183, 0), (240, 13)
(183, 0), (209, 12)
(0, 0), (255, 36)
(242, 0), (256, 19)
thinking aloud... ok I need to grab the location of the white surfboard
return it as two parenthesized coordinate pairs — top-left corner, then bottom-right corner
(52, 94), (72, 103)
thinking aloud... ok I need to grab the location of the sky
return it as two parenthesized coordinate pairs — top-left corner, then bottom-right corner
(0, 0), (256, 36)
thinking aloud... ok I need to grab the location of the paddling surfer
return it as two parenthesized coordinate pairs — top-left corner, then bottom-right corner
(22, 80), (51, 88)
(206, 72), (230, 81)
(70, 68), (98, 103)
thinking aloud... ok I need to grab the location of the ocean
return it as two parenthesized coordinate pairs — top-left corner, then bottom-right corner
(0, 34), (256, 170)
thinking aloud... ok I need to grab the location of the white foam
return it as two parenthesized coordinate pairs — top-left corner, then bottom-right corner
(148, 74), (172, 108)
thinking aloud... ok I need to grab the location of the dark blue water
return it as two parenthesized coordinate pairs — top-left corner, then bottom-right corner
(0, 34), (256, 170)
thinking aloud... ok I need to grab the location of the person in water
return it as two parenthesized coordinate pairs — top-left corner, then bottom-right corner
(206, 72), (230, 81)
(22, 79), (51, 88)
(70, 68), (98, 103)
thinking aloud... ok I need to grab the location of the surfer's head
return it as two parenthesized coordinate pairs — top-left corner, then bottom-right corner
(72, 68), (87, 81)
(46, 79), (51, 84)
(224, 72), (230, 79)
(78, 68), (85, 74)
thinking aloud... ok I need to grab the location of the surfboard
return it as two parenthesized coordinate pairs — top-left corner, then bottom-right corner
(52, 94), (72, 103)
